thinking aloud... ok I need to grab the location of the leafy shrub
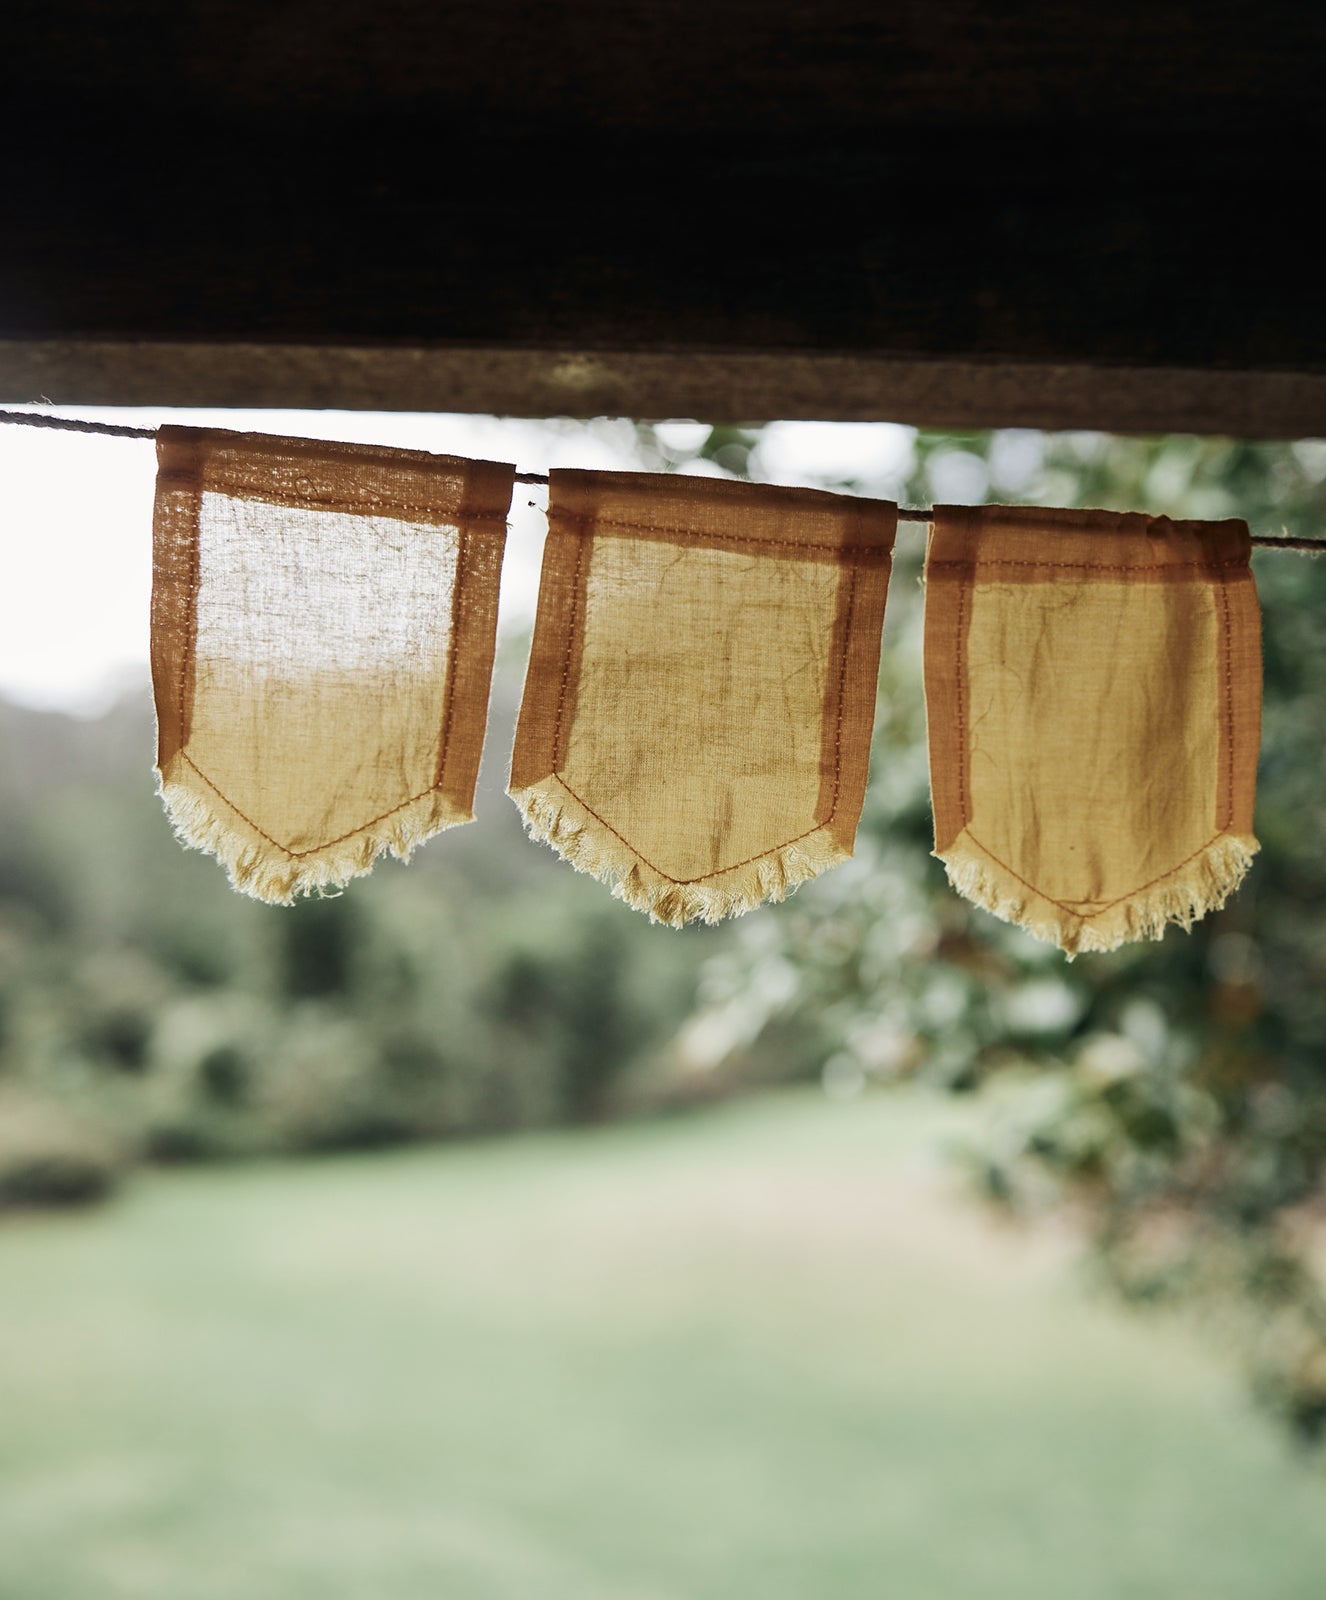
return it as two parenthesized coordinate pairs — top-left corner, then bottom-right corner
(0, 1092), (125, 1209)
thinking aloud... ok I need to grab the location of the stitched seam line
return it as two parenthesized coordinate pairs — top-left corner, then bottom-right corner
(176, 753), (448, 859)
(953, 555), (1242, 920)
(555, 511), (894, 557)
(552, 534), (588, 768)
(1217, 573), (1235, 830)
(434, 527), (468, 789)
(163, 477), (512, 524)
(176, 493), (472, 851)
(548, 539), (860, 885)
(955, 578), (968, 826)
(929, 559), (1245, 573)
(964, 828), (1227, 921)
(553, 774), (836, 887)
(176, 519), (201, 746)
(823, 564), (857, 826)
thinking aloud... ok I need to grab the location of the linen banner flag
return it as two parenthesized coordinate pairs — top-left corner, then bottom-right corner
(510, 470), (897, 925)
(151, 428), (514, 903)
(923, 505), (1261, 955)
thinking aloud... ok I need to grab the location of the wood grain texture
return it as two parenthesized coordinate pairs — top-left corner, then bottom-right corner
(5, 344), (1325, 438)
(4, 3), (1324, 430)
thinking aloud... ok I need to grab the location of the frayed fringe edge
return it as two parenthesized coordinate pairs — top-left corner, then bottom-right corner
(158, 759), (470, 905)
(510, 776), (849, 927)
(938, 829), (1260, 957)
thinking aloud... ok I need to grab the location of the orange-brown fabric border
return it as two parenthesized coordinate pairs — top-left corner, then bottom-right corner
(155, 425), (511, 526)
(510, 470), (897, 924)
(1211, 553), (1262, 839)
(511, 472), (896, 798)
(922, 523), (970, 861)
(548, 469), (899, 560)
(151, 429), (515, 903)
(923, 504), (1261, 954)
(150, 445), (204, 768)
(434, 466), (517, 815)
(925, 504), (1252, 583)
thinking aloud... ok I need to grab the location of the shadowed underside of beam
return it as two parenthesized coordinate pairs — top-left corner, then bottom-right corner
(6, 2), (1324, 435)
(3, 344), (1324, 439)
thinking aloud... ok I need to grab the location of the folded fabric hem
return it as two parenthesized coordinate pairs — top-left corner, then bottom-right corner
(510, 774), (850, 927)
(936, 826), (1260, 957)
(158, 753), (471, 905)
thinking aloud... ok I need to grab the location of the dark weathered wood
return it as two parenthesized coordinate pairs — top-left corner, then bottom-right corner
(4, 4), (1325, 431)
(5, 342), (1325, 440)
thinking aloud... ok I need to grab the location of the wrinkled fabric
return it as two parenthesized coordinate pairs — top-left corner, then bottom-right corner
(923, 504), (1261, 954)
(151, 427), (514, 902)
(509, 470), (897, 924)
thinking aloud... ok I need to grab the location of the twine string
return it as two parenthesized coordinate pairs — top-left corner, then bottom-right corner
(0, 408), (1318, 547)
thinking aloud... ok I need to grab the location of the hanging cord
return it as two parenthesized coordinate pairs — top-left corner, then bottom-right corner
(0, 408), (1319, 548)
(1, 409), (157, 440)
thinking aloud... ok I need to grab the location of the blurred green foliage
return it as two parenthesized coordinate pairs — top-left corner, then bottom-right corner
(0, 649), (721, 1187)
(6, 1090), (1326, 1600)
(683, 425), (1326, 1444)
(3, 419), (1326, 1447)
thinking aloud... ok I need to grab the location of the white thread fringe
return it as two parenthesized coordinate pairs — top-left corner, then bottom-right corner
(938, 827), (1259, 957)
(511, 776), (850, 927)
(158, 755), (471, 905)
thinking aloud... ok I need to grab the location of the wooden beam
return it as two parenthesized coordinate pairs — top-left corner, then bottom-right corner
(5, 4), (1324, 434)
(3, 342), (1324, 438)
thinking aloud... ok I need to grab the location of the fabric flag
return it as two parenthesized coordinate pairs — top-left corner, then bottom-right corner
(510, 470), (897, 925)
(923, 505), (1261, 954)
(151, 427), (514, 903)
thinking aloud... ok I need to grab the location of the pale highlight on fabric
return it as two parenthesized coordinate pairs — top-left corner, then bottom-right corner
(151, 428), (514, 903)
(510, 470), (897, 925)
(923, 505), (1262, 955)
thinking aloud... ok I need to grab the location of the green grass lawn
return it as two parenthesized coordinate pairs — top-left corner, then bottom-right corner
(1, 1086), (1324, 1600)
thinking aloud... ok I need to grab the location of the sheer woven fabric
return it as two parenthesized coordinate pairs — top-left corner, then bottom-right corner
(510, 470), (897, 924)
(151, 428), (514, 903)
(924, 505), (1261, 954)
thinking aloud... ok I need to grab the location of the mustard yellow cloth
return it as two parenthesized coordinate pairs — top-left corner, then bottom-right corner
(510, 470), (897, 924)
(151, 428), (514, 903)
(924, 505), (1261, 954)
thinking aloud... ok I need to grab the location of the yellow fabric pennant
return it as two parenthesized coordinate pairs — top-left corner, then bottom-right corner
(151, 428), (513, 903)
(923, 505), (1262, 954)
(510, 470), (897, 925)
